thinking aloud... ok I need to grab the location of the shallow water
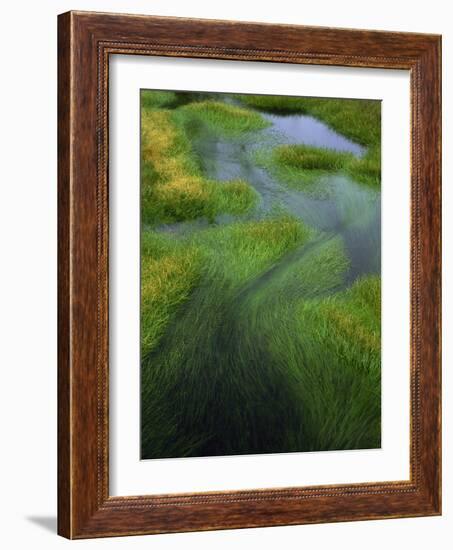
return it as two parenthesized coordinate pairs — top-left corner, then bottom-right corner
(162, 105), (380, 284)
(261, 112), (366, 156)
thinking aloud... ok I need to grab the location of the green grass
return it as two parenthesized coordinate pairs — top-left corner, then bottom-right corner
(241, 247), (381, 452)
(141, 90), (179, 110)
(179, 100), (270, 136)
(283, 275), (381, 450)
(141, 216), (315, 457)
(275, 144), (353, 170)
(141, 213), (380, 458)
(256, 143), (380, 191)
(346, 146), (381, 187)
(238, 93), (381, 189)
(140, 216), (311, 359)
(139, 90), (381, 459)
(235, 94), (381, 148)
(141, 233), (202, 357)
(141, 108), (258, 225)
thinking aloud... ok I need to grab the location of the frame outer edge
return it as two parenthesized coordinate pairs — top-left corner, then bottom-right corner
(421, 35), (442, 514)
(435, 35), (442, 515)
(407, 38), (442, 516)
(57, 11), (73, 539)
(57, 10), (442, 538)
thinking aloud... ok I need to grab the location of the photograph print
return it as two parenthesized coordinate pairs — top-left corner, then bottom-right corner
(140, 89), (381, 460)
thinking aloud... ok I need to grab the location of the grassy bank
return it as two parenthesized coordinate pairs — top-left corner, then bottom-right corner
(275, 144), (352, 170)
(346, 146), (381, 186)
(141, 107), (258, 225)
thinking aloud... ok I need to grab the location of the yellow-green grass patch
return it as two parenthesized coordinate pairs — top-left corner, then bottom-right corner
(141, 109), (257, 224)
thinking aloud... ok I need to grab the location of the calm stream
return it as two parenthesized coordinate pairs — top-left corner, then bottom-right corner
(158, 101), (380, 288)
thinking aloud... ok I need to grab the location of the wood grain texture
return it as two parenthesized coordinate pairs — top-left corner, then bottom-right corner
(57, 10), (442, 539)
(57, 11), (72, 538)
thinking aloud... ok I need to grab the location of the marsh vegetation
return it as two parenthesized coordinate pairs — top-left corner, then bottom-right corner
(140, 90), (381, 459)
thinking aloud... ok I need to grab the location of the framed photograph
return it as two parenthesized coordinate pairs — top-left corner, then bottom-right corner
(58, 11), (441, 539)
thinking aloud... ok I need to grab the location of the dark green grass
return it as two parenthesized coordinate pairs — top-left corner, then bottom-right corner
(141, 90), (219, 110)
(141, 216), (381, 458)
(141, 216), (312, 458)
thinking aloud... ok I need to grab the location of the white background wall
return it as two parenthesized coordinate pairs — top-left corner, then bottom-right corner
(0, 1), (450, 548)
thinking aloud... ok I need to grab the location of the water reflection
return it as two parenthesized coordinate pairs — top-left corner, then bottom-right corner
(262, 112), (365, 156)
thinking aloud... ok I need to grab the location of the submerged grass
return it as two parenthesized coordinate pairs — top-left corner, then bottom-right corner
(141, 109), (257, 225)
(140, 216), (310, 359)
(141, 213), (381, 457)
(141, 215), (315, 457)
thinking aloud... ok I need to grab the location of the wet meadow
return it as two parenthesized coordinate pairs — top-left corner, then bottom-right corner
(140, 90), (381, 459)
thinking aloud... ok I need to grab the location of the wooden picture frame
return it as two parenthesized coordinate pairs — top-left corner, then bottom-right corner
(58, 10), (441, 539)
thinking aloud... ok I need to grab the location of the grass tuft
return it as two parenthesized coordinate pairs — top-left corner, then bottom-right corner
(180, 100), (270, 136)
(256, 143), (380, 191)
(285, 275), (381, 450)
(275, 144), (353, 170)
(141, 233), (202, 357)
(141, 109), (258, 224)
(346, 147), (381, 187)
(141, 90), (178, 109)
